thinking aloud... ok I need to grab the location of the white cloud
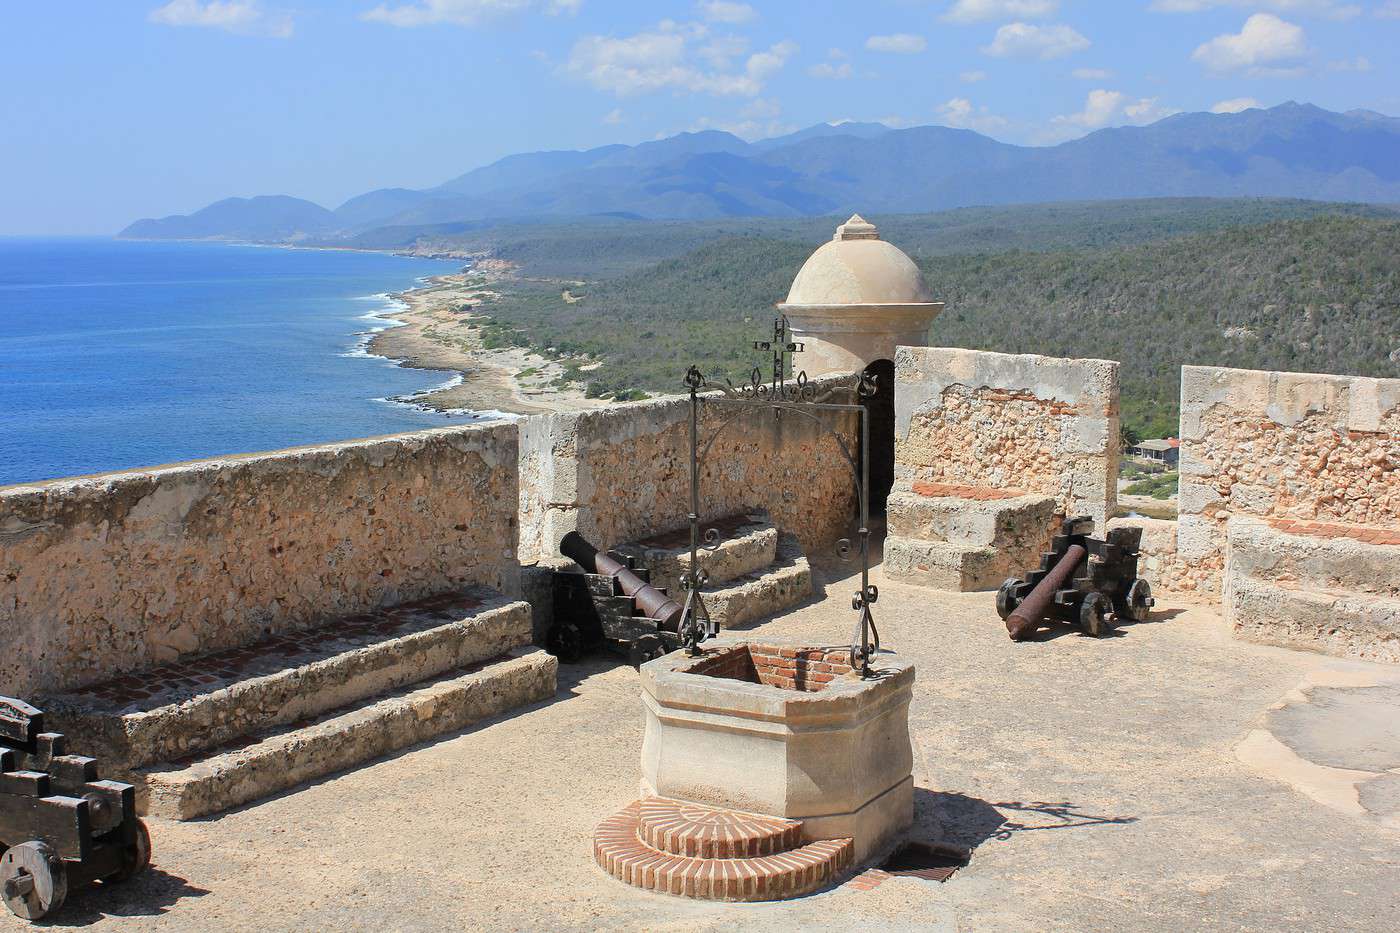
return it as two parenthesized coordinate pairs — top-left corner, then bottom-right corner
(361, 0), (577, 28)
(1044, 88), (1178, 141)
(698, 1), (756, 23)
(937, 97), (1009, 133)
(1326, 55), (1372, 71)
(865, 33), (928, 54)
(565, 24), (796, 97)
(1192, 14), (1308, 75)
(943, 0), (1058, 23)
(981, 22), (1089, 59)
(149, 0), (292, 37)
(602, 107), (624, 125)
(1150, 1), (1358, 20)
(1072, 67), (1111, 79)
(1378, 0), (1400, 18)
(809, 61), (854, 79)
(960, 69), (988, 83)
(1210, 97), (1261, 113)
(690, 99), (795, 140)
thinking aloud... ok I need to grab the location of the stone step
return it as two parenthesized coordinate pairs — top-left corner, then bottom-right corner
(1227, 517), (1400, 597)
(615, 511), (777, 594)
(703, 534), (813, 630)
(1225, 576), (1400, 665)
(637, 796), (802, 858)
(594, 799), (853, 902)
(139, 647), (557, 820)
(43, 588), (531, 772)
(886, 484), (1057, 549)
(883, 535), (1011, 592)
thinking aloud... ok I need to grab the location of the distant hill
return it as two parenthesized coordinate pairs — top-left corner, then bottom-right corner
(119, 103), (1400, 242)
(121, 195), (337, 241)
(471, 210), (1400, 438)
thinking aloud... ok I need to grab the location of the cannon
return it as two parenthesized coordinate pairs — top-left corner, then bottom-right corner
(549, 531), (691, 666)
(1, 697), (151, 922)
(996, 517), (1155, 641)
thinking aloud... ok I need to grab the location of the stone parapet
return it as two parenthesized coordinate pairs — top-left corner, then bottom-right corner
(1, 423), (520, 696)
(1105, 517), (1216, 598)
(894, 347), (1119, 526)
(518, 376), (861, 563)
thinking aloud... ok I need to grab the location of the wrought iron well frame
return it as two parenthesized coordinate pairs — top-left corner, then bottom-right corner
(677, 315), (882, 677)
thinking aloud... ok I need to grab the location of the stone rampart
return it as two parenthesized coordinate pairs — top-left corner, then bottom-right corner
(893, 347), (1119, 526)
(519, 376), (861, 562)
(1178, 365), (1400, 595)
(0, 424), (519, 696)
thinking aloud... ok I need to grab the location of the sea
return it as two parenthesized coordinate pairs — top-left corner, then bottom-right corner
(0, 238), (492, 486)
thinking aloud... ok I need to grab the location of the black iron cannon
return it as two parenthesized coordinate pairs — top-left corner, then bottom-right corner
(1, 697), (151, 921)
(549, 531), (698, 667)
(996, 517), (1155, 641)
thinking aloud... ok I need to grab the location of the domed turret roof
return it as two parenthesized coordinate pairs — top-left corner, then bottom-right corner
(781, 215), (934, 308)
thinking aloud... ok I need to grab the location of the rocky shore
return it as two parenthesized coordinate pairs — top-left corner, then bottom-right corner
(367, 271), (611, 417)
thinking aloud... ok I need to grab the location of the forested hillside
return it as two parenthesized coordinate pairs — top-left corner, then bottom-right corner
(476, 213), (1400, 438)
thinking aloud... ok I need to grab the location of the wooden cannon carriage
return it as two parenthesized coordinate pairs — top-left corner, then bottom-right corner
(1, 697), (151, 921)
(995, 517), (1155, 641)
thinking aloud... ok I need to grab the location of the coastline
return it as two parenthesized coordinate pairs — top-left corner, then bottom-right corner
(365, 271), (611, 417)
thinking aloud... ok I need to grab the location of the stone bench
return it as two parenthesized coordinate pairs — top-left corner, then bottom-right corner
(882, 482), (1058, 591)
(1225, 516), (1400, 664)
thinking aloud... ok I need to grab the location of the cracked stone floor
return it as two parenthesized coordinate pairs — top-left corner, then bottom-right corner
(32, 554), (1400, 932)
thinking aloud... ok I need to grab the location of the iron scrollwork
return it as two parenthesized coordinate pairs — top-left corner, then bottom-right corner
(677, 314), (883, 677)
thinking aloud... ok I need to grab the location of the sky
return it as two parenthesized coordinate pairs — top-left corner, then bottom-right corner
(2, 0), (1397, 234)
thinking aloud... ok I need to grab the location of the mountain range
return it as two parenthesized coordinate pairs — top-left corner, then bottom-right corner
(119, 103), (1400, 243)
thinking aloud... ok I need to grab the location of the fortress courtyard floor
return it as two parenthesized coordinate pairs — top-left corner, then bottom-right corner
(53, 557), (1400, 932)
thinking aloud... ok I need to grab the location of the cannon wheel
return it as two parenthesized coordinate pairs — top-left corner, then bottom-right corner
(2, 841), (67, 921)
(995, 578), (1021, 621)
(105, 819), (153, 884)
(1125, 579), (1154, 623)
(1078, 592), (1110, 637)
(546, 622), (584, 663)
(628, 634), (665, 669)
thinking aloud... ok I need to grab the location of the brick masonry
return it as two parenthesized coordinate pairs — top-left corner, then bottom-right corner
(911, 481), (1026, 501)
(0, 423), (520, 696)
(1178, 365), (1400, 596)
(894, 347), (1119, 527)
(685, 643), (854, 693)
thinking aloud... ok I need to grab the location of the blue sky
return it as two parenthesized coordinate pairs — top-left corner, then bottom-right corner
(3, 0), (1397, 234)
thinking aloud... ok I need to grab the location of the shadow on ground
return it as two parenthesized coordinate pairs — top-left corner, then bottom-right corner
(915, 787), (1138, 854)
(35, 868), (210, 928)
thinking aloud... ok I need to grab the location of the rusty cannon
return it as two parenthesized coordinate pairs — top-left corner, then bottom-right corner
(550, 531), (696, 667)
(996, 517), (1155, 641)
(1, 697), (151, 922)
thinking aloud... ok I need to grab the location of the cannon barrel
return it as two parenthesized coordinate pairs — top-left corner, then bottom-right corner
(560, 531), (684, 630)
(1005, 543), (1086, 641)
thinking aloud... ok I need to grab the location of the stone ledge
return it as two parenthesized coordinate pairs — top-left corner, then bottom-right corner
(138, 647), (557, 820)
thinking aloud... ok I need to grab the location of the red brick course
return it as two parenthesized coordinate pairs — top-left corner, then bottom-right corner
(1267, 518), (1400, 547)
(911, 481), (1026, 501)
(684, 643), (854, 692)
(594, 799), (854, 901)
(638, 797), (801, 858)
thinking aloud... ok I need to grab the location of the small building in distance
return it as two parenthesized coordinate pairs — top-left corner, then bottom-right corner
(1129, 437), (1180, 467)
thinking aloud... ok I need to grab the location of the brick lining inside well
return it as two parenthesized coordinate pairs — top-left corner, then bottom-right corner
(685, 644), (852, 692)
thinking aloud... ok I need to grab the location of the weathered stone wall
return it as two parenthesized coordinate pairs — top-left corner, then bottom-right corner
(0, 424), (519, 697)
(519, 376), (861, 562)
(894, 347), (1119, 526)
(1105, 516), (1214, 598)
(1178, 365), (1400, 595)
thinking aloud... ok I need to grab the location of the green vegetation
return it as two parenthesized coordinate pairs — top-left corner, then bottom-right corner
(470, 203), (1399, 438)
(1124, 472), (1179, 500)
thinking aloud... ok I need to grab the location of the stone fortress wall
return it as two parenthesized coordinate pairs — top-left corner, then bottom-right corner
(893, 346), (1120, 526)
(0, 424), (521, 696)
(1175, 365), (1400, 595)
(518, 375), (861, 563)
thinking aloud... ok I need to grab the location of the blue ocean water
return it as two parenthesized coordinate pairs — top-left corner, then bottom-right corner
(0, 238), (487, 485)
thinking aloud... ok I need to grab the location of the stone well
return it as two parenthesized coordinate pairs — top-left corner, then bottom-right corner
(640, 637), (915, 863)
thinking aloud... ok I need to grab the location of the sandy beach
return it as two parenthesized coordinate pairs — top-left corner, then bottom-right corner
(367, 270), (612, 417)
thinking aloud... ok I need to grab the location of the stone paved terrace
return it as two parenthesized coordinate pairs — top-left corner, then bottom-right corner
(44, 553), (1400, 932)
